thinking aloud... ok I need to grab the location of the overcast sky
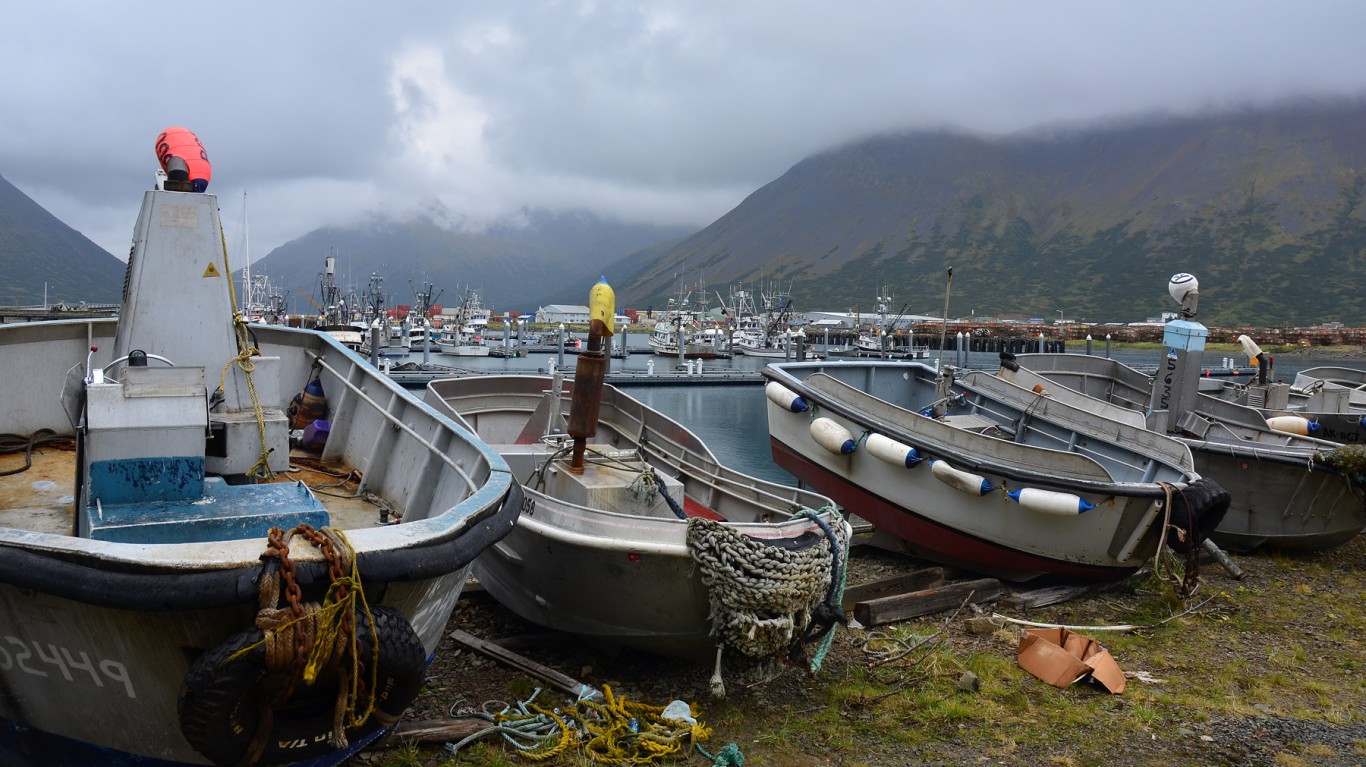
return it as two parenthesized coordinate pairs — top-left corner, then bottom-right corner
(4, 1), (1366, 262)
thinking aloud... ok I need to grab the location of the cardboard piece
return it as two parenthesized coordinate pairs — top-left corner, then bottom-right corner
(1016, 627), (1126, 694)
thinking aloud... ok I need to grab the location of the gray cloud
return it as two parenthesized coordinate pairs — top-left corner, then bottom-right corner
(3, 0), (1365, 261)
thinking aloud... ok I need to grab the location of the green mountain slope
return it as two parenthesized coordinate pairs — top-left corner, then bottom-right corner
(617, 99), (1366, 326)
(0, 173), (126, 305)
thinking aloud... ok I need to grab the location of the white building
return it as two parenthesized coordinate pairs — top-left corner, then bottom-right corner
(534, 304), (591, 324)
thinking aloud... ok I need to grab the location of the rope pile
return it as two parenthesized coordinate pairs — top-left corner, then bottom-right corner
(446, 686), (727, 765)
(686, 513), (848, 695)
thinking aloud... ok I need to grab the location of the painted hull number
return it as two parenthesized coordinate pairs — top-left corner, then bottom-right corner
(0, 635), (136, 699)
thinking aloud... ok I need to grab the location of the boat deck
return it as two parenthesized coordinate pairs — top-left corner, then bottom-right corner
(0, 444), (390, 539)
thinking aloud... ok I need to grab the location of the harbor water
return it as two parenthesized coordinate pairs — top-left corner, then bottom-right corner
(396, 339), (1354, 487)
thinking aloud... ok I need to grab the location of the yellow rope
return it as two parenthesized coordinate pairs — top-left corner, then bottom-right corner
(491, 685), (713, 765)
(227, 527), (378, 739)
(217, 222), (275, 479)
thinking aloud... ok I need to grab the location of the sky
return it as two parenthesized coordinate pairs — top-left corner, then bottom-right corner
(4, 1), (1366, 262)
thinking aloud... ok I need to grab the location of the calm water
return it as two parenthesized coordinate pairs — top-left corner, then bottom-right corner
(400, 339), (1351, 488)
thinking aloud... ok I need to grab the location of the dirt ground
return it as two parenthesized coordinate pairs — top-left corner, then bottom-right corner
(350, 530), (1366, 767)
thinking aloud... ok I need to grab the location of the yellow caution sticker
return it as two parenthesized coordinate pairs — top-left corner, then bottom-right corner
(202, 262), (221, 278)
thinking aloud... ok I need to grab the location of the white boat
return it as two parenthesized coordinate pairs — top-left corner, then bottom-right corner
(435, 289), (492, 357)
(1012, 352), (1366, 552)
(1198, 338), (1366, 444)
(647, 288), (723, 358)
(424, 281), (849, 669)
(0, 143), (519, 767)
(763, 358), (1228, 581)
(827, 288), (929, 359)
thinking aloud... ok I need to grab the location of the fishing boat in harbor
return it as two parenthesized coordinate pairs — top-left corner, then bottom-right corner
(424, 280), (849, 673)
(435, 289), (491, 357)
(762, 353), (1228, 581)
(647, 287), (724, 359)
(0, 136), (519, 767)
(826, 288), (929, 360)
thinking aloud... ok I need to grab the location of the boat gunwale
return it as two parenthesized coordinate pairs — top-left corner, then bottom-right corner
(762, 360), (1195, 499)
(0, 321), (521, 608)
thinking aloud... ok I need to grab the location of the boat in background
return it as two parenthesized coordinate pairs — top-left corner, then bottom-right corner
(435, 288), (492, 357)
(647, 287), (724, 359)
(1011, 352), (1366, 552)
(425, 280), (848, 673)
(763, 356), (1228, 582)
(0, 137), (519, 767)
(1198, 338), (1366, 444)
(826, 288), (929, 359)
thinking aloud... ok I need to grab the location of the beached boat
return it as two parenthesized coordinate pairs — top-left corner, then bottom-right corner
(424, 280), (849, 671)
(1011, 352), (1366, 552)
(1197, 339), (1366, 444)
(0, 148), (519, 766)
(762, 358), (1228, 581)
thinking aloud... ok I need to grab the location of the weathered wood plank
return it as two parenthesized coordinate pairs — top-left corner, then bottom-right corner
(999, 583), (1093, 610)
(841, 567), (946, 611)
(387, 718), (487, 746)
(450, 629), (602, 701)
(853, 577), (1002, 626)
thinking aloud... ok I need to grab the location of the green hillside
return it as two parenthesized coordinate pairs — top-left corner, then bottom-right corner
(615, 99), (1366, 326)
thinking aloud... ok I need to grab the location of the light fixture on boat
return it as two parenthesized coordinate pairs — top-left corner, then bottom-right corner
(154, 126), (212, 192)
(1168, 272), (1199, 318)
(928, 459), (994, 495)
(1007, 487), (1095, 516)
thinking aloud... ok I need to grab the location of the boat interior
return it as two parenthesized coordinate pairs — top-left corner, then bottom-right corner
(426, 375), (830, 525)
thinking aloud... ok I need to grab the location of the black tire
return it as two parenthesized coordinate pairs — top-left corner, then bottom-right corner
(177, 605), (427, 766)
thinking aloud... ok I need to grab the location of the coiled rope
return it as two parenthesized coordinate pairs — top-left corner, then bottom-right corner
(445, 685), (723, 765)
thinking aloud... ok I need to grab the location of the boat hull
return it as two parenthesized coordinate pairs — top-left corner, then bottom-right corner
(1015, 353), (1366, 552)
(762, 360), (1204, 581)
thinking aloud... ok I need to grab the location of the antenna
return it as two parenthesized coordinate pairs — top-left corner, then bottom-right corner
(936, 267), (953, 372)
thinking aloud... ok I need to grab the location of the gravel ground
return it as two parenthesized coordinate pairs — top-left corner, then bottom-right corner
(358, 537), (1366, 767)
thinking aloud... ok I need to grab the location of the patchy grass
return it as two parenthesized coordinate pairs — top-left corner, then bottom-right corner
(370, 537), (1366, 767)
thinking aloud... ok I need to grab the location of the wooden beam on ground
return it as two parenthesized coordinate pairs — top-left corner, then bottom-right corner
(853, 577), (1002, 627)
(999, 583), (1094, 610)
(841, 567), (946, 612)
(450, 629), (603, 702)
(387, 717), (488, 747)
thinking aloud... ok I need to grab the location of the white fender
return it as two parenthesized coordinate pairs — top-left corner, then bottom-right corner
(810, 417), (857, 455)
(929, 459), (993, 496)
(1266, 415), (1317, 436)
(1007, 487), (1095, 516)
(765, 381), (808, 413)
(866, 433), (922, 468)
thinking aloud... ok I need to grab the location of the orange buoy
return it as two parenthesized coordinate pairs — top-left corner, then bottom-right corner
(154, 127), (212, 192)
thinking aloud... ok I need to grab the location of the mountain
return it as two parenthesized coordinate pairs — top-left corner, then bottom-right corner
(616, 98), (1366, 326)
(248, 210), (694, 315)
(0, 173), (126, 305)
(9, 98), (1366, 325)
